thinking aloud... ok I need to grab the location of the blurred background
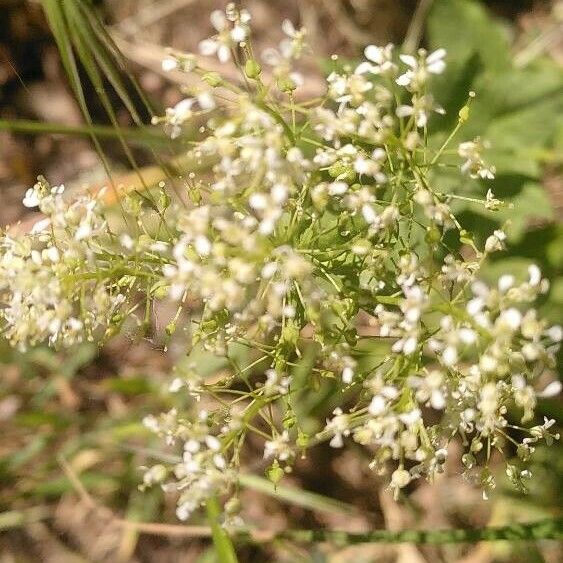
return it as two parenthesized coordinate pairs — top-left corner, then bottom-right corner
(0, 1), (562, 561)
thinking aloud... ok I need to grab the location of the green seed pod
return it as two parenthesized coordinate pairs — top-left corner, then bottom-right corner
(158, 189), (171, 211)
(266, 460), (284, 486)
(283, 409), (297, 429)
(425, 225), (441, 244)
(462, 452), (476, 468)
(280, 321), (300, 349)
(225, 497), (241, 515)
(245, 58), (262, 79)
(296, 430), (310, 449)
(151, 282), (170, 300)
(328, 162), (353, 182)
(277, 75), (297, 93)
(202, 72), (222, 87)
(111, 312), (123, 325)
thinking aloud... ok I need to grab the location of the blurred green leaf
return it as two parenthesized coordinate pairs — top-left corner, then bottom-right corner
(428, 0), (511, 72)
(105, 376), (153, 395)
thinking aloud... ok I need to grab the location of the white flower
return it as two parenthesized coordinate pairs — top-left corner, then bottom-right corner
(485, 230), (506, 253)
(396, 48), (446, 89)
(498, 308), (522, 331)
(199, 8), (249, 63)
(325, 408), (350, 448)
(356, 44), (396, 75)
(458, 138), (496, 179)
(264, 431), (292, 460)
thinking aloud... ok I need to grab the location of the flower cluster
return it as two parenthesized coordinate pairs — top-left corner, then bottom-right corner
(0, 178), (132, 349)
(1, 4), (559, 524)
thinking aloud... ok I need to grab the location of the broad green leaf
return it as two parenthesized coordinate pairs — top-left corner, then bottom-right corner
(495, 182), (554, 241)
(0, 507), (50, 531)
(427, 0), (511, 72)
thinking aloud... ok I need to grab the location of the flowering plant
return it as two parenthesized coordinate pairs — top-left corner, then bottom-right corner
(1, 3), (560, 527)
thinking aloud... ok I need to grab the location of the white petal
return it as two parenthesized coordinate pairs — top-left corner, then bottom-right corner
(210, 9), (226, 31)
(547, 325), (562, 342)
(328, 181), (348, 195)
(539, 381), (562, 398)
(368, 395), (386, 416)
(194, 235), (211, 256)
(500, 308), (522, 331)
(355, 61), (376, 75)
(31, 218), (51, 234)
(217, 44), (231, 63)
(230, 25), (247, 43)
(396, 105), (414, 118)
(199, 39), (218, 56)
(197, 91), (216, 110)
(364, 45), (384, 64)
(442, 346), (458, 367)
(498, 274), (515, 293)
(361, 204), (377, 224)
(402, 336), (418, 355)
(342, 366), (354, 384)
(162, 57), (178, 72)
(528, 264), (542, 286)
(282, 19), (296, 37)
(396, 72), (411, 86)
(174, 98), (194, 120)
(262, 47), (281, 66)
(430, 390), (446, 410)
(399, 54), (417, 68)
(427, 59), (446, 74)
(426, 48), (446, 64)
(415, 111), (427, 128)
(329, 434), (344, 448)
(458, 328), (477, 345)
(22, 188), (40, 208)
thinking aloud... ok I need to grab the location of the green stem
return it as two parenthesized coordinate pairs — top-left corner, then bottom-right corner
(206, 496), (239, 563)
(273, 517), (563, 545)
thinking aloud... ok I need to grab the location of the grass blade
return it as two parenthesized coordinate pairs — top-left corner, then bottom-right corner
(41, 0), (124, 206)
(239, 474), (359, 516)
(0, 118), (168, 146)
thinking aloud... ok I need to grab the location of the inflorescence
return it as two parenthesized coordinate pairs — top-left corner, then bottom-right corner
(1, 3), (560, 525)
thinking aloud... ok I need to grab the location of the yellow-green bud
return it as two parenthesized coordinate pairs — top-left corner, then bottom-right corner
(458, 105), (470, 123)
